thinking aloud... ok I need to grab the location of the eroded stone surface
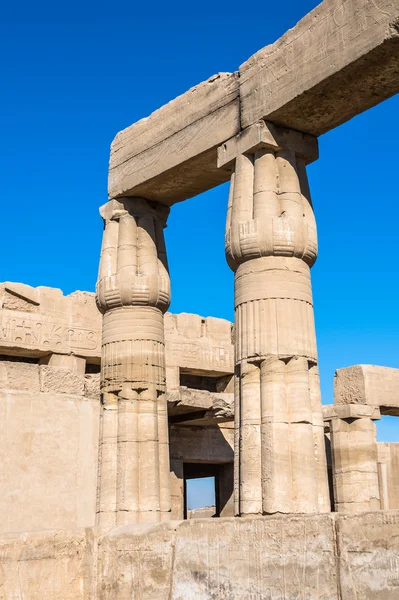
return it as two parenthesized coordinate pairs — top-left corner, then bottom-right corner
(97, 522), (175, 600)
(1, 513), (399, 598)
(335, 364), (399, 414)
(337, 511), (399, 600)
(0, 528), (94, 600)
(96, 515), (338, 599)
(239, 0), (399, 134)
(0, 283), (101, 360)
(165, 312), (234, 380)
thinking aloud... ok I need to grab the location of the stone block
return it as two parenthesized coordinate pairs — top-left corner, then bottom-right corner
(169, 424), (234, 463)
(377, 442), (399, 510)
(40, 365), (85, 395)
(165, 312), (234, 377)
(84, 373), (101, 400)
(170, 515), (337, 599)
(97, 515), (337, 598)
(0, 283), (102, 360)
(218, 119), (319, 168)
(323, 403), (381, 420)
(187, 506), (216, 519)
(97, 523), (175, 600)
(330, 417), (380, 513)
(45, 352), (86, 375)
(167, 387), (233, 422)
(0, 528), (93, 599)
(0, 360), (40, 392)
(334, 364), (399, 413)
(0, 390), (100, 531)
(337, 511), (399, 599)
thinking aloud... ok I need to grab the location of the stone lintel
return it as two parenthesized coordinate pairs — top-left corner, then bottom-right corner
(239, 1), (399, 135)
(167, 387), (233, 425)
(169, 423), (234, 463)
(217, 120), (319, 169)
(323, 403), (381, 422)
(334, 365), (399, 415)
(108, 0), (399, 204)
(108, 73), (240, 204)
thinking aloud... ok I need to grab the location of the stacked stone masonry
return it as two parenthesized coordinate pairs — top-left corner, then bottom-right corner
(322, 365), (399, 513)
(0, 281), (235, 532)
(1, 513), (399, 599)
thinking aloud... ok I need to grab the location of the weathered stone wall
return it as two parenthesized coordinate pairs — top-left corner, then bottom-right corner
(1, 511), (399, 599)
(0, 529), (94, 599)
(0, 362), (100, 532)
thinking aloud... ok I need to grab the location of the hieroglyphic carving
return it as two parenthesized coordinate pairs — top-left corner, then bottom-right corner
(166, 340), (233, 374)
(0, 312), (99, 352)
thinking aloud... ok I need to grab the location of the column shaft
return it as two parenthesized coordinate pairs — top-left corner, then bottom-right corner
(330, 416), (380, 513)
(225, 136), (329, 515)
(96, 198), (171, 526)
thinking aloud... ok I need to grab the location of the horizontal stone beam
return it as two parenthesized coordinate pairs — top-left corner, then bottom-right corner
(239, 0), (399, 135)
(109, 0), (399, 205)
(169, 424), (234, 463)
(168, 387), (233, 415)
(108, 73), (240, 204)
(323, 403), (381, 421)
(334, 365), (399, 415)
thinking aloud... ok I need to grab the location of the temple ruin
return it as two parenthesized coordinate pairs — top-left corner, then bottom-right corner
(1, 0), (399, 597)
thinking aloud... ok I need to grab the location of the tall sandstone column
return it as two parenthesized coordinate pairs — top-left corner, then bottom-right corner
(96, 197), (171, 526)
(223, 124), (330, 515)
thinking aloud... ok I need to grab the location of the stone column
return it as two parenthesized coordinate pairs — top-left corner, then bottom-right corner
(327, 404), (381, 513)
(95, 197), (171, 526)
(220, 121), (330, 515)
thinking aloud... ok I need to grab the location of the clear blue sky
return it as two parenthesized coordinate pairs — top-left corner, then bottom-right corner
(1, 0), (398, 494)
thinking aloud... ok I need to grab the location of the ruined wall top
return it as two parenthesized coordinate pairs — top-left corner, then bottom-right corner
(0, 282), (234, 376)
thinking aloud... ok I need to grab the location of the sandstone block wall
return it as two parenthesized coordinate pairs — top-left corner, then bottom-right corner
(0, 362), (100, 532)
(0, 529), (94, 600)
(2, 511), (399, 599)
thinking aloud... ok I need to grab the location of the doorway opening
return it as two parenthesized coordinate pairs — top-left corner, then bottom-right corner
(185, 475), (216, 519)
